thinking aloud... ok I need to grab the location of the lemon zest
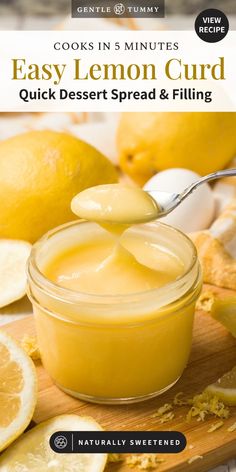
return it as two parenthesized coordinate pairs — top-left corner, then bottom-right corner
(207, 421), (224, 433)
(21, 335), (41, 361)
(196, 291), (215, 312)
(126, 454), (164, 470)
(159, 412), (175, 424)
(173, 392), (188, 406)
(151, 403), (173, 418)
(108, 454), (123, 463)
(186, 391), (229, 422)
(188, 455), (203, 464)
(227, 421), (236, 432)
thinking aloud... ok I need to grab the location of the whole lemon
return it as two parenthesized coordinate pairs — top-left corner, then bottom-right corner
(117, 112), (236, 185)
(0, 130), (118, 242)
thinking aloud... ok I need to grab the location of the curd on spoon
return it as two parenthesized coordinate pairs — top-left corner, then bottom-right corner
(71, 184), (160, 228)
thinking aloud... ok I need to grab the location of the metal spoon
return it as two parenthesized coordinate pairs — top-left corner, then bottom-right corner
(148, 169), (236, 218)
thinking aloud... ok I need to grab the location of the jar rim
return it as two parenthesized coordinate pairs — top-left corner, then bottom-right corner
(27, 219), (199, 307)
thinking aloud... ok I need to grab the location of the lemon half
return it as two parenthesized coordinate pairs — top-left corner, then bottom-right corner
(206, 366), (236, 406)
(0, 330), (37, 452)
(0, 415), (107, 472)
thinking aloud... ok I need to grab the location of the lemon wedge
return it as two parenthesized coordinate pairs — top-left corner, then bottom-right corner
(0, 240), (32, 308)
(0, 415), (108, 471)
(206, 366), (236, 406)
(0, 330), (37, 452)
(211, 297), (236, 338)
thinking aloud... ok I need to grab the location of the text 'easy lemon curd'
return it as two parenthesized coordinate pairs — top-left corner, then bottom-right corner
(28, 185), (202, 403)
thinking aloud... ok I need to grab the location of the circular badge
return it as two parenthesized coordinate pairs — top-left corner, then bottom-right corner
(53, 435), (68, 450)
(114, 3), (126, 15)
(195, 9), (229, 43)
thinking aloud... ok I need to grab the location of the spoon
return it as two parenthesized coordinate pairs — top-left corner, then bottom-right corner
(148, 169), (236, 218)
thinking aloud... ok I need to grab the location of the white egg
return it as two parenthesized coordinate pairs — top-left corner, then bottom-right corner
(144, 168), (215, 232)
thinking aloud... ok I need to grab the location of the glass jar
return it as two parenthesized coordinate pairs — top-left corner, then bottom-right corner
(27, 220), (202, 404)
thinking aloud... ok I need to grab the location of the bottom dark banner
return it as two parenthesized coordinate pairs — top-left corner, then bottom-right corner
(50, 431), (186, 454)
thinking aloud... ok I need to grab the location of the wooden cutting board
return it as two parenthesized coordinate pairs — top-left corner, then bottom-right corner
(3, 285), (236, 472)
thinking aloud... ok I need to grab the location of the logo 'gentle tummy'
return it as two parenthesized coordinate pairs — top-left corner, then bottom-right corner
(71, 0), (165, 18)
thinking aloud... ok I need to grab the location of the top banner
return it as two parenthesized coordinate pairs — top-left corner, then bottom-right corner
(0, 30), (235, 112)
(71, 0), (165, 18)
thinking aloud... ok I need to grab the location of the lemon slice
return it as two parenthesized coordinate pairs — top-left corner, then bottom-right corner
(211, 297), (236, 338)
(0, 415), (108, 471)
(0, 330), (37, 452)
(206, 366), (236, 406)
(0, 240), (32, 308)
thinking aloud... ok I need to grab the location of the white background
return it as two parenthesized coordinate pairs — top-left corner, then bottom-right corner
(0, 30), (235, 112)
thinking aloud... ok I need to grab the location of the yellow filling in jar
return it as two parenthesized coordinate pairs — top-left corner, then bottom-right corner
(44, 233), (184, 296)
(28, 184), (202, 403)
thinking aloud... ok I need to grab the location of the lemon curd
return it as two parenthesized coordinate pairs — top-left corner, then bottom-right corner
(71, 184), (160, 227)
(44, 233), (183, 296)
(28, 185), (202, 403)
